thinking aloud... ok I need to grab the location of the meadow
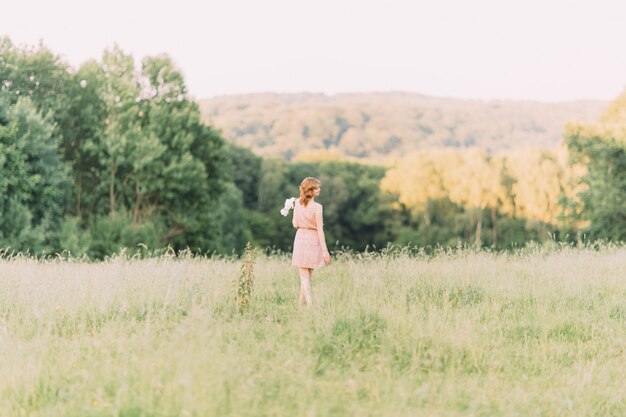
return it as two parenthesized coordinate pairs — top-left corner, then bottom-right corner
(1, 245), (625, 417)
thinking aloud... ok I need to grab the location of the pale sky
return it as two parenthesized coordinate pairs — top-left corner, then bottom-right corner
(2, 0), (625, 101)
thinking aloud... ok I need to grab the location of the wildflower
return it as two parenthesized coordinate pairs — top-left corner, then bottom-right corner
(280, 197), (297, 216)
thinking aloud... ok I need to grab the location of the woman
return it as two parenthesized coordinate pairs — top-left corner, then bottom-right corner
(291, 177), (331, 306)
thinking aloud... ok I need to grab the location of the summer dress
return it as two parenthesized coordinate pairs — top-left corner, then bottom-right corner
(291, 200), (325, 269)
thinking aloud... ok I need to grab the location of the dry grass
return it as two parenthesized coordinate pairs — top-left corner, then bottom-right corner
(1, 245), (625, 416)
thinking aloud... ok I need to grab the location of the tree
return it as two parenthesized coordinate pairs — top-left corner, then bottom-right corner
(0, 38), (73, 118)
(65, 47), (230, 253)
(0, 39), (234, 255)
(62, 60), (108, 219)
(0, 96), (70, 253)
(381, 149), (455, 225)
(564, 91), (626, 241)
(503, 148), (572, 242)
(446, 149), (503, 247)
(314, 161), (393, 251)
(222, 143), (262, 208)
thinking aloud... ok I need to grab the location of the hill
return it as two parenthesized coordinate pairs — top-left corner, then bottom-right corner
(199, 92), (608, 161)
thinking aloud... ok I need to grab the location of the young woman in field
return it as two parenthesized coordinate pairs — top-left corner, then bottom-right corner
(291, 177), (331, 306)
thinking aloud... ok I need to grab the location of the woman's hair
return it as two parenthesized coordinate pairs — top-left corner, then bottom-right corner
(299, 177), (321, 207)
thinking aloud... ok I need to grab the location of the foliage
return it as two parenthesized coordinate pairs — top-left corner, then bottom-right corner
(381, 147), (569, 247)
(565, 116), (626, 241)
(88, 212), (165, 259)
(1, 36), (624, 256)
(225, 155), (397, 252)
(199, 93), (606, 161)
(222, 143), (262, 207)
(84, 46), (228, 251)
(210, 182), (251, 254)
(1, 39), (230, 256)
(0, 95), (70, 253)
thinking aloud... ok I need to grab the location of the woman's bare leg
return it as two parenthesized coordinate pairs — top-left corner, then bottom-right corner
(299, 267), (312, 306)
(298, 283), (305, 305)
(307, 268), (314, 305)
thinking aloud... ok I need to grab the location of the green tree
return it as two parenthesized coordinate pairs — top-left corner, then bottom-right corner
(0, 37), (109, 221)
(0, 96), (70, 253)
(62, 60), (108, 219)
(315, 161), (393, 250)
(223, 143), (262, 207)
(212, 182), (252, 254)
(68, 47), (229, 254)
(0, 38), (72, 118)
(565, 92), (626, 241)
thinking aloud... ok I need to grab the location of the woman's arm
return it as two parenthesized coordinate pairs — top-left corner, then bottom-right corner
(292, 204), (298, 229)
(315, 204), (331, 263)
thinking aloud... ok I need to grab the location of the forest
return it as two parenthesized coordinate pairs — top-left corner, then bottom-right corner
(1, 38), (624, 257)
(199, 93), (606, 161)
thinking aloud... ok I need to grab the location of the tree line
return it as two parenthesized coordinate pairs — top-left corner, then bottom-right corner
(0, 38), (623, 257)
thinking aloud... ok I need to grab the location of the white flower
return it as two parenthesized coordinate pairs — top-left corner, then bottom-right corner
(280, 197), (297, 217)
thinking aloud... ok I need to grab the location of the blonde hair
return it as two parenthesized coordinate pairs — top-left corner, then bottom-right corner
(299, 177), (321, 207)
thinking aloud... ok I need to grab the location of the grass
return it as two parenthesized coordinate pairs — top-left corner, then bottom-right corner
(0, 245), (625, 416)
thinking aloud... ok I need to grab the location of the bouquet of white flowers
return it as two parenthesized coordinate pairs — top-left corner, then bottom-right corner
(280, 197), (297, 216)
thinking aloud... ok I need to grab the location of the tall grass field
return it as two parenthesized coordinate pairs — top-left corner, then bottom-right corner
(1, 246), (625, 416)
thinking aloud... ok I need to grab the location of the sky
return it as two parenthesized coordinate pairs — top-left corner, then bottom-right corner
(1, 0), (626, 102)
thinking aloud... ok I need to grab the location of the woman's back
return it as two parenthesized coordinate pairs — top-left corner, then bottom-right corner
(293, 200), (319, 230)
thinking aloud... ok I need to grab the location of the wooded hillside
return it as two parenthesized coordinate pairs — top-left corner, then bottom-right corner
(199, 93), (607, 161)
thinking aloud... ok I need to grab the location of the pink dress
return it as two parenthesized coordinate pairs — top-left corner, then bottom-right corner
(291, 200), (325, 269)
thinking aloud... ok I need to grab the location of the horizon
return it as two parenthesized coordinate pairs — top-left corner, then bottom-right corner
(199, 89), (614, 104)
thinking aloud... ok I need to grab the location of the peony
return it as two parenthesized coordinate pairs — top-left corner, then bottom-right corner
(280, 197), (297, 216)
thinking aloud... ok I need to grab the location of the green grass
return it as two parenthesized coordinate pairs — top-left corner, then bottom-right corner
(1, 246), (625, 416)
